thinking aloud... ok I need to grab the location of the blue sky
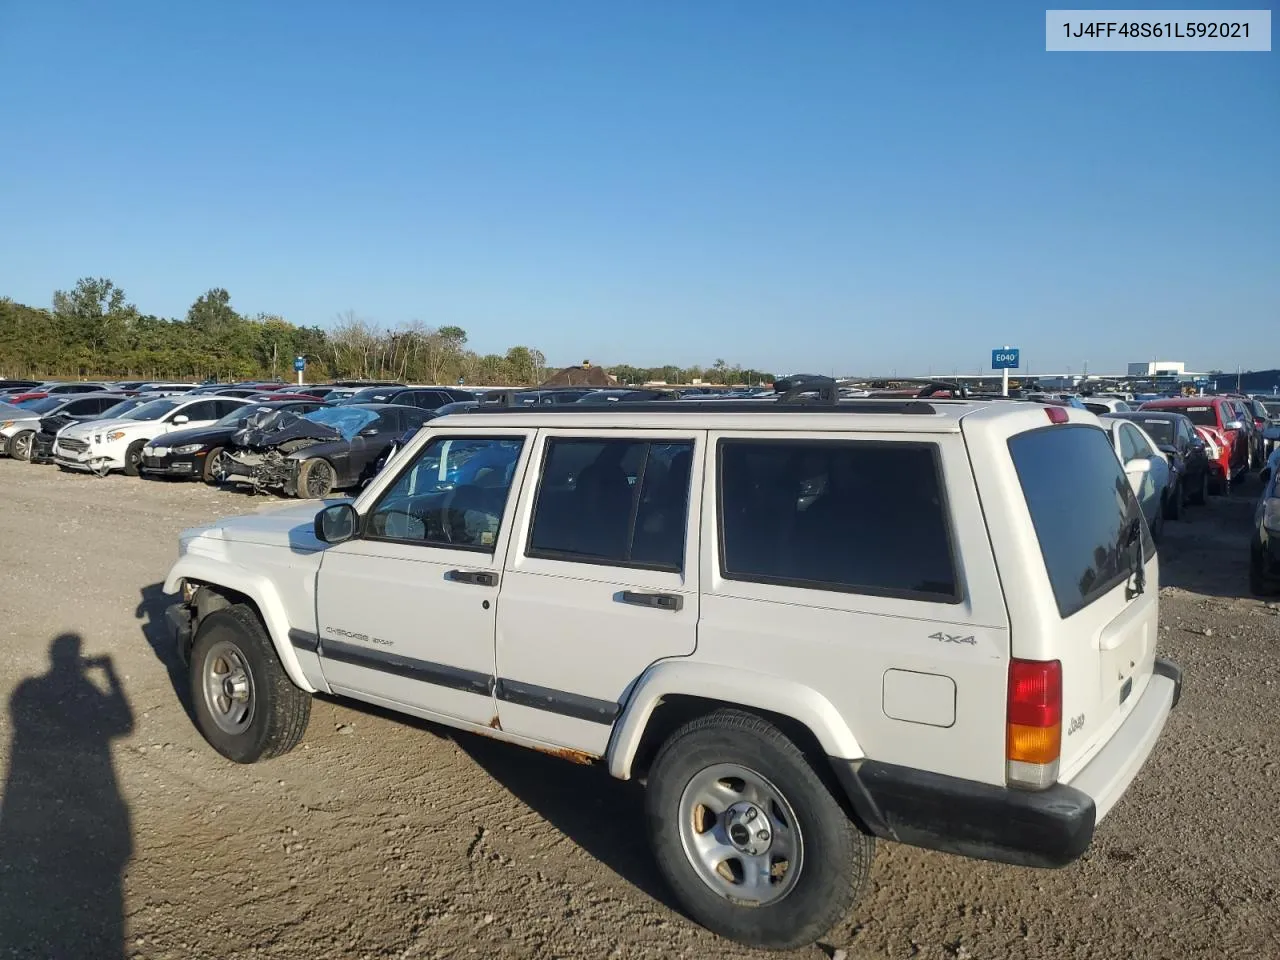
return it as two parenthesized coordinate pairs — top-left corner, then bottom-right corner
(1, 1), (1275, 375)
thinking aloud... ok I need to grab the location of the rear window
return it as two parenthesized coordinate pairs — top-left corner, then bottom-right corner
(717, 439), (958, 602)
(1135, 418), (1174, 446)
(1167, 405), (1220, 427)
(1008, 425), (1148, 619)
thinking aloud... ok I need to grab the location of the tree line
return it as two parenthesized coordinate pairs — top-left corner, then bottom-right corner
(0, 278), (773, 387)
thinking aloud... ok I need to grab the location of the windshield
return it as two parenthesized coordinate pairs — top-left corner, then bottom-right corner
(346, 387), (400, 403)
(119, 398), (183, 421)
(100, 398), (145, 419)
(303, 406), (378, 440)
(1135, 418), (1174, 445)
(216, 404), (269, 427)
(17, 397), (63, 413)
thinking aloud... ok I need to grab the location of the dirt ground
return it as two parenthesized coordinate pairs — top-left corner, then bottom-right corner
(0, 458), (1277, 960)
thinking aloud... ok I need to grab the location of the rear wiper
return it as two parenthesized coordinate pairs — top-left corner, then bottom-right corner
(1124, 517), (1146, 600)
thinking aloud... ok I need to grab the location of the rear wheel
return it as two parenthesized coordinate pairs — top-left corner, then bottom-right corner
(1250, 552), (1278, 596)
(645, 709), (874, 950)
(1191, 471), (1208, 506)
(189, 605), (311, 763)
(123, 439), (146, 477)
(202, 446), (226, 484)
(7, 430), (35, 461)
(297, 457), (335, 499)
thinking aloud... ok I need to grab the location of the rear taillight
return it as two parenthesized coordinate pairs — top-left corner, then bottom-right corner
(1007, 658), (1062, 790)
(1045, 406), (1069, 423)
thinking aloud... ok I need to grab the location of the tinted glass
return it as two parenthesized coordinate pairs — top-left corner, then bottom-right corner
(303, 407), (378, 439)
(1135, 418), (1174, 446)
(100, 398), (145, 419)
(177, 400), (217, 421)
(1166, 404), (1218, 427)
(718, 440), (956, 600)
(528, 438), (694, 570)
(19, 398), (63, 413)
(1008, 425), (1147, 619)
(366, 437), (525, 549)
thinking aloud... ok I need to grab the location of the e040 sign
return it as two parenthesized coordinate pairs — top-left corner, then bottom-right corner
(991, 348), (1020, 370)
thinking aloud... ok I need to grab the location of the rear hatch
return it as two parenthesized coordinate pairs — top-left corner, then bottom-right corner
(965, 408), (1159, 783)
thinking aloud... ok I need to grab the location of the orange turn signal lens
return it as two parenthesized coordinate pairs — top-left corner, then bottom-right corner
(1007, 721), (1062, 764)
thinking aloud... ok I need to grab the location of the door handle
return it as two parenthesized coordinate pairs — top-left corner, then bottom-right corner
(447, 569), (498, 587)
(619, 590), (683, 612)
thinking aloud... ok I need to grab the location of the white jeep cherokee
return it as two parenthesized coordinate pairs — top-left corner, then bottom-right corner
(164, 379), (1182, 950)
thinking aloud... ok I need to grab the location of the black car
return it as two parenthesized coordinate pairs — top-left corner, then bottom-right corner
(574, 388), (675, 403)
(1111, 410), (1211, 507)
(220, 403), (432, 498)
(140, 399), (329, 483)
(10, 393), (129, 461)
(336, 385), (474, 410)
(1250, 459), (1280, 594)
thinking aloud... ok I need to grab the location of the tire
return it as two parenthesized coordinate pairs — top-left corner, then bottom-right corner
(188, 605), (312, 763)
(1191, 471), (1208, 506)
(1250, 553), (1276, 596)
(123, 439), (146, 477)
(297, 457), (336, 499)
(645, 709), (874, 950)
(1164, 482), (1180, 521)
(7, 430), (35, 462)
(1150, 507), (1165, 544)
(202, 445), (226, 484)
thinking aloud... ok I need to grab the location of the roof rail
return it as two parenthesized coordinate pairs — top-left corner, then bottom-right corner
(773, 374), (839, 404)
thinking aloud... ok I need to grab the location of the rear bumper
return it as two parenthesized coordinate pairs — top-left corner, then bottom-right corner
(831, 656), (1182, 869)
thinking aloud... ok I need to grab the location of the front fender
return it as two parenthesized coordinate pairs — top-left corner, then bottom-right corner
(165, 554), (323, 694)
(606, 660), (864, 780)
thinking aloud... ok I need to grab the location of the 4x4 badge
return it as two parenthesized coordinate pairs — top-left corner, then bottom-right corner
(929, 632), (976, 645)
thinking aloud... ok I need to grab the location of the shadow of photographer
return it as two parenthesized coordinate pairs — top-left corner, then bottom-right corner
(0, 633), (134, 959)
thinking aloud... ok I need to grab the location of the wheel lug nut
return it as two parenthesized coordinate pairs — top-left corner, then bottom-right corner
(758, 830), (770, 841)
(745, 808), (757, 822)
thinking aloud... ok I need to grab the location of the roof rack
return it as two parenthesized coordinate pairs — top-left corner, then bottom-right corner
(456, 398), (938, 416)
(773, 374), (840, 404)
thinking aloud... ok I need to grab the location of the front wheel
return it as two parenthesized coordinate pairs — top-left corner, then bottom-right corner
(189, 605), (312, 763)
(645, 710), (874, 950)
(202, 446), (227, 484)
(123, 439), (146, 477)
(7, 430), (35, 461)
(297, 457), (335, 499)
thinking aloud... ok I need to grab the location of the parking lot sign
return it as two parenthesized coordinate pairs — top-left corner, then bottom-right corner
(991, 348), (1020, 370)
(294, 356), (305, 372)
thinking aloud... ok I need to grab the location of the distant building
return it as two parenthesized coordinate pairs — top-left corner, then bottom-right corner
(1207, 369), (1280, 395)
(1127, 361), (1186, 378)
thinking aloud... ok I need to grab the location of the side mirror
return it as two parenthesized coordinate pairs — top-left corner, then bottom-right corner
(172, 414), (189, 425)
(359, 427), (379, 437)
(315, 502), (358, 544)
(1124, 458), (1152, 476)
(1225, 420), (1245, 430)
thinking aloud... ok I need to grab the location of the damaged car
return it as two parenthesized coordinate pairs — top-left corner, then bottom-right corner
(218, 403), (431, 498)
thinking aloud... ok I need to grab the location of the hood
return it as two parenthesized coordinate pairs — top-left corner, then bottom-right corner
(61, 417), (141, 438)
(0, 409), (41, 425)
(150, 424), (235, 449)
(232, 415), (340, 448)
(194, 498), (350, 552)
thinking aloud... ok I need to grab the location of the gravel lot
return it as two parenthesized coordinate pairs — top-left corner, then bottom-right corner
(0, 458), (1276, 960)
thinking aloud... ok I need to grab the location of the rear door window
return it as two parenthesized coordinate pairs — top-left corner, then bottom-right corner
(717, 439), (958, 601)
(1173, 405), (1219, 427)
(528, 438), (694, 571)
(1008, 424), (1148, 619)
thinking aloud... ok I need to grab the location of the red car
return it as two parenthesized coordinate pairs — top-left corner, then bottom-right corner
(1140, 397), (1248, 494)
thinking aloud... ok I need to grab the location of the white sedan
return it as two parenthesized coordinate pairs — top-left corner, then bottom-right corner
(53, 396), (252, 476)
(1100, 415), (1174, 541)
